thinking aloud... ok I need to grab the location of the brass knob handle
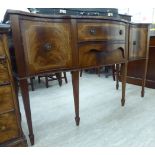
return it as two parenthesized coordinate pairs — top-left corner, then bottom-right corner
(0, 125), (6, 131)
(0, 56), (7, 67)
(119, 30), (123, 35)
(133, 41), (136, 45)
(89, 29), (96, 35)
(43, 42), (53, 52)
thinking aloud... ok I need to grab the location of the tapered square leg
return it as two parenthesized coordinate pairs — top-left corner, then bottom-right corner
(116, 64), (120, 90)
(121, 63), (127, 106)
(141, 59), (148, 97)
(19, 79), (34, 145)
(71, 71), (80, 126)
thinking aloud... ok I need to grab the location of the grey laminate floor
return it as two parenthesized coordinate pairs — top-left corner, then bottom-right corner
(19, 72), (155, 147)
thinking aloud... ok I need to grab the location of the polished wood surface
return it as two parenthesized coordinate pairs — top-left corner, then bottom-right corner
(0, 25), (27, 147)
(0, 35), (10, 84)
(0, 111), (19, 143)
(79, 43), (125, 67)
(78, 22), (125, 41)
(129, 24), (149, 60)
(0, 85), (14, 113)
(1, 137), (27, 147)
(21, 20), (73, 74)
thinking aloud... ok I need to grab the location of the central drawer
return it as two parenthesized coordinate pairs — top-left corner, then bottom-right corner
(0, 112), (19, 143)
(78, 22), (126, 41)
(79, 43), (125, 67)
(0, 85), (14, 114)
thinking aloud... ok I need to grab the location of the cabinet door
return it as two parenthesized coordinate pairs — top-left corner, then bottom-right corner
(129, 25), (148, 60)
(20, 20), (73, 74)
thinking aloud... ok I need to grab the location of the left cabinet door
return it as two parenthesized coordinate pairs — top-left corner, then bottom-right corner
(20, 19), (73, 75)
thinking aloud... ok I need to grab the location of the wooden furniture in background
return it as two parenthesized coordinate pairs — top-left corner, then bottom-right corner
(116, 23), (150, 97)
(4, 10), (129, 145)
(0, 24), (27, 147)
(38, 72), (68, 88)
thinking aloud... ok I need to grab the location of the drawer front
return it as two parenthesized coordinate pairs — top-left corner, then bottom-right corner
(0, 35), (5, 56)
(129, 26), (148, 59)
(21, 20), (73, 74)
(79, 43), (125, 67)
(0, 58), (10, 84)
(78, 22), (125, 41)
(0, 112), (19, 143)
(149, 36), (155, 46)
(0, 85), (14, 114)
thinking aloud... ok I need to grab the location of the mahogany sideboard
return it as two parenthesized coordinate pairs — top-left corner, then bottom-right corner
(3, 9), (150, 146)
(0, 24), (27, 146)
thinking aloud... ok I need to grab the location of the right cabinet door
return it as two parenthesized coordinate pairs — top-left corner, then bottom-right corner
(129, 24), (149, 60)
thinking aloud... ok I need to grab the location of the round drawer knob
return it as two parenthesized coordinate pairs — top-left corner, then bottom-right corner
(133, 41), (136, 45)
(43, 42), (53, 52)
(119, 30), (123, 35)
(89, 29), (96, 35)
(1, 125), (6, 131)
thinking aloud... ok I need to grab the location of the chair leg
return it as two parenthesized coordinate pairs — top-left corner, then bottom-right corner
(96, 67), (100, 77)
(38, 76), (41, 83)
(63, 72), (68, 83)
(45, 76), (49, 88)
(80, 70), (83, 77)
(30, 77), (34, 91)
(55, 73), (62, 87)
(112, 65), (116, 81)
(121, 62), (127, 106)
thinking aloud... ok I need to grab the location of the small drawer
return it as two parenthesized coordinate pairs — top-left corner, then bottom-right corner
(0, 85), (14, 114)
(0, 112), (19, 143)
(79, 43), (125, 67)
(0, 56), (10, 84)
(78, 22), (125, 41)
(0, 35), (6, 56)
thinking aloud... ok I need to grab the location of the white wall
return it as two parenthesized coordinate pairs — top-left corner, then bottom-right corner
(1, 8), (155, 23)
(118, 8), (155, 23)
(0, 8), (28, 23)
